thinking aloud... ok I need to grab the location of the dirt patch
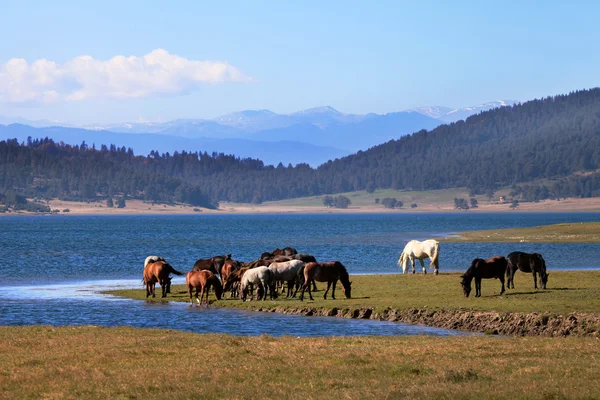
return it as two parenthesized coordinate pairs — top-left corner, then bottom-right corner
(242, 305), (600, 337)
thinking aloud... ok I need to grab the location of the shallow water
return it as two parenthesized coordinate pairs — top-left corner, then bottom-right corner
(1, 212), (598, 336)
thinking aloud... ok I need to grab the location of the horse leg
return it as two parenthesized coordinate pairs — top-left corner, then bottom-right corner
(475, 277), (481, 297)
(419, 258), (426, 274)
(331, 280), (337, 300)
(152, 283), (156, 298)
(146, 283), (151, 298)
(533, 272), (538, 290)
(510, 268), (516, 289)
(161, 280), (167, 298)
(308, 279), (315, 301)
(200, 286), (205, 306)
(499, 275), (505, 295)
(323, 281), (332, 300)
(411, 257), (416, 274)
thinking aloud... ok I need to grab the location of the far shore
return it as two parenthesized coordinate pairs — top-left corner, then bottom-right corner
(2, 196), (600, 216)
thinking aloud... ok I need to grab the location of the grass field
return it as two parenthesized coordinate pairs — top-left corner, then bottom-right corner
(249, 187), (505, 209)
(109, 271), (600, 315)
(441, 222), (600, 243)
(1, 326), (599, 399)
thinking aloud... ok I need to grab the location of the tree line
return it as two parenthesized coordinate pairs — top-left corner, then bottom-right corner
(0, 88), (599, 206)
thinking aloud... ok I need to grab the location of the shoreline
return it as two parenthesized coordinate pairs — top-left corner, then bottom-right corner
(2, 196), (600, 216)
(107, 271), (600, 338)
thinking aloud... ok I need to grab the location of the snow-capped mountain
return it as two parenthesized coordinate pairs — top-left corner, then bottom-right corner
(410, 100), (518, 123)
(408, 106), (453, 119)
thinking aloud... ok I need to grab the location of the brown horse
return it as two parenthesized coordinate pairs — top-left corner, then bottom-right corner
(461, 256), (507, 298)
(223, 266), (250, 297)
(186, 270), (223, 305)
(191, 254), (230, 274)
(143, 261), (184, 298)
(221, 259), (242, 295)
(299, 261), (352, 301)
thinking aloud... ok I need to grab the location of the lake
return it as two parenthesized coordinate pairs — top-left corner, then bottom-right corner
(1, 212), (599, 336)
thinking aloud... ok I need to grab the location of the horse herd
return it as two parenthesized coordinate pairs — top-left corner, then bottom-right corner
(142, 247), (352, 305)
(142, 239), (550, 306)
(396, 239), (549, 298)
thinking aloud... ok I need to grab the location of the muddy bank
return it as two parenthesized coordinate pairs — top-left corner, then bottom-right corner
(241, 305), (600, 337)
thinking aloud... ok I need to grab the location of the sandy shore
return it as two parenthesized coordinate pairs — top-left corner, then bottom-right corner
(2, 197), (599, 216)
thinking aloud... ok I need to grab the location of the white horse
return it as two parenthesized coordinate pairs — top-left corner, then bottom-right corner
(144, 255), (165, 269)
(268, 259), (305, 298)
(397, 239), (440, 275)
(240, 266), (273, 301)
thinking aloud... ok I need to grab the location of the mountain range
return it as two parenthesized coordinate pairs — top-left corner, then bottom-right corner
(0, 100), (517, 166)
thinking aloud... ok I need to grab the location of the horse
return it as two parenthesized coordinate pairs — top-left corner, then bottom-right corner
(460, 256), (507, 298)
(144, 255), (165, 268)
(210, 254), (232, 276)
(282, 247), (298, 256)
(300, 261), (352, 301)
(186, 270), (223, 305)
(240, 266), (274, 301)
(221, 259), (242, 296)
(245, 259), (272, 269)
(397, 239), (440, 275)
(259, 251), (275, 260)
(293, 253), (317, 263)
(191, 256), (224, 274)
(143, 261), (184, 298)
(223, 266), (249, 297)
(506, 252), (549, 290)
(268, 260), (305, 298)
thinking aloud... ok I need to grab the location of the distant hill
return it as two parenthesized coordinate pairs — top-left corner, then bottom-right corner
(1, 88), (599, 206)
(0, 124), (346, 167)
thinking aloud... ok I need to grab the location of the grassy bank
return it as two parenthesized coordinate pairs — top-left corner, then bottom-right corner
(1, 326), (599, 399)
(110, 271), (600, 315)
(441, 222), (600, 243)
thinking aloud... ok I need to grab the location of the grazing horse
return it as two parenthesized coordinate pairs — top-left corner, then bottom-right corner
(460, 256), (507, 298)
(210, 254), (232, 276)
(223, 266), (249, 297)
(221, 259), (242, 296)
(144, 255), (165, 268)
(300, 261), (352, 301)
(240, 266), (274, 301)
(245, 259), (272, 269)
(268, 260), (305, 298)
(191, 256), (223, 274)
(260, 251), (275, 260)
(143, 261), (184, 298)
(186, 270), (223, 305)
(293, 253), (317, 263)
(397, 239), (440, 275)
(506, 252), (549, 290)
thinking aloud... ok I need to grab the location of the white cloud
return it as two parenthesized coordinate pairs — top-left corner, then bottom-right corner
(0, 49), (251, 104)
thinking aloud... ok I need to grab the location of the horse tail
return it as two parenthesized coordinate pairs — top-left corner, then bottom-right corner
(167, 264), (184, 276)
(430, 242), (440, 269)
(397, 251), (405, 268)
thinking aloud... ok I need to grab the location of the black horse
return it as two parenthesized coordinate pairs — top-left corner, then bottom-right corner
(506, 252), (548, 289)
(460, 256), (507, 298)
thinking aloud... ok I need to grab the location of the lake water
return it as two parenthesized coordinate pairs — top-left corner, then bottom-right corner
(1, 212), (599, 336)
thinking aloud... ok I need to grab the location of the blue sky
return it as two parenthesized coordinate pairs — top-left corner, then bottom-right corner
(0, 0), (598, 124)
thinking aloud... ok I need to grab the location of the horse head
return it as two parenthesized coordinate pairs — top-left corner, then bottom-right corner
(342, 280), (352, 299)
(460, 274), (471, 297)
(541, 272), (549, 289)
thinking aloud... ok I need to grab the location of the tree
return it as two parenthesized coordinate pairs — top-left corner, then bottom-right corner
(374, 198), (380, 204)
(106, 197), (114, 208)
(334, 195), (351, 209)
(382, 198), (397, 209)
(322, 196), (334, 208)
(509, 199), (519, 209)
(469, 197), (479, 208)
(117, 197), (126, 208)
(411, 203), (418, 208)
(454, 198), (469, 210)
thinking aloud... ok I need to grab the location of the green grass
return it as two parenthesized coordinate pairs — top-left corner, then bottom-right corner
(442, 222), (600, 243)
(1, 326), (599, 399)
(109, 271), (600, 315)
(224, 187), (510, 209)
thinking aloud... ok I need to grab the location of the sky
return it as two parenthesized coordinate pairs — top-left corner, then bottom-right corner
(0, 0), (598, 125)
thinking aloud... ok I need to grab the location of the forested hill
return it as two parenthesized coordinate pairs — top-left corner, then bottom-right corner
(1, 88), (599, 206)
(319, 88), (600, 194)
